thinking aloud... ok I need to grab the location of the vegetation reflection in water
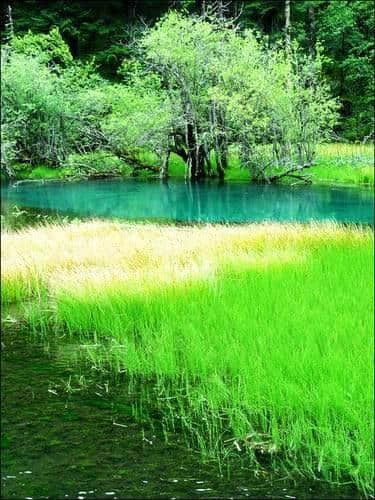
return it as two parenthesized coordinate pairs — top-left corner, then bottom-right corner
(1, 178), (374, 224)
(2, 220), (374, 496)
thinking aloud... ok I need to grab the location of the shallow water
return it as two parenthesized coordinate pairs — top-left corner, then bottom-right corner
(1, 178), (374, 224)
(1, 325), (361, 499)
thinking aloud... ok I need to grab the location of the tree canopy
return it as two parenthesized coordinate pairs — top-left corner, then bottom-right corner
(2, 9), (339, 181)
(3, 0), (373, 140)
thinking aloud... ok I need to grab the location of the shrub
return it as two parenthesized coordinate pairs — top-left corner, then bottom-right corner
(64, 151), (128, 177)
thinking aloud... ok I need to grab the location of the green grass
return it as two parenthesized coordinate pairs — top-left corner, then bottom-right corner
(29, 166), (72, 180)
(8, 164), (71, 181)
(2, 221), (373, 495)
(52, 241), (375, 494)
(310, 144), (374, 186)
(309, 164), (374, 186)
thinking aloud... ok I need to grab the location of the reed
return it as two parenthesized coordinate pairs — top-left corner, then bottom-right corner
(2, 221), (373, 494)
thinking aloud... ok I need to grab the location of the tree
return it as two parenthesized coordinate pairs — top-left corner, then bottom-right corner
(101, 75), (176, 178)
(5, 0), (373, 140)
(140, 12), (227, 179)
(1, 28), (110, 175)
(316, 0), (374, 140)
(138, 11), (338, 181)
(285, 0), (291, 48)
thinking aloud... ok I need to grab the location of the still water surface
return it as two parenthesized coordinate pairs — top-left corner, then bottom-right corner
(1, 178), (374, 224)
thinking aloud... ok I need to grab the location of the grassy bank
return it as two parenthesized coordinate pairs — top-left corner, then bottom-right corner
(1, 221), (374, 494)
(312, 144), (374, 186)
(4, 143), (374, 186)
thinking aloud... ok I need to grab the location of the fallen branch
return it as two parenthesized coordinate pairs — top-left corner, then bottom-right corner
(268, 163), (313, 183)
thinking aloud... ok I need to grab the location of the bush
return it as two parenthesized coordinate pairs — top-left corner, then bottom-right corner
(11, 27), (73, 70)
(64, 151), (129, 177)
(1, 31), (110, 177)
(1, 51), (70, 167)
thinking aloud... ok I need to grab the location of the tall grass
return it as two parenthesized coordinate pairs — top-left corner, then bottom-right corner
(313, 143), (374, 186)
(316, 143), (374, 166)
(1, 221), (374, 494)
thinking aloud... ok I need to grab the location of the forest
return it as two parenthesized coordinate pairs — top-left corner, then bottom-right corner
(1, 0), (374, 182)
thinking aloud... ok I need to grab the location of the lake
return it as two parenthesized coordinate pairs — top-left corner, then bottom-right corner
(1, 178), (374, 224)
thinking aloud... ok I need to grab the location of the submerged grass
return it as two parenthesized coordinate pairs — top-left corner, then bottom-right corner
(1, 221), (374, 494)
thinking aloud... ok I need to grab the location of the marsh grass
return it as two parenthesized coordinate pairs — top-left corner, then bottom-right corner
(1, 221), (374, 494)
(312, 143), (374, 186)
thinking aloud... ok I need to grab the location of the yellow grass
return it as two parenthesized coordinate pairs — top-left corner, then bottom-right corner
(1, 220), (370, 303)
(317, 143), (373, 158)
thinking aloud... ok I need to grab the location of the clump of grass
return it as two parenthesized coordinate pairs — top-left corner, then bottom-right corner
(311, 143), (374, 186)
(316, 143), (374, 167)
(1, 221), (374, 494)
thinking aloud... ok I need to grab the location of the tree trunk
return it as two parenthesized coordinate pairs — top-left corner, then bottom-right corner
(308, 5), (316, 56)
(211, 102), (228, 180)
(160, 150), (170, 179)
(285, 0), (291, 49)
(215, 135), (228, 180)
(4, 5), (14, 44)
(217, 0), (224, 19)
(186, 123), (205, 180)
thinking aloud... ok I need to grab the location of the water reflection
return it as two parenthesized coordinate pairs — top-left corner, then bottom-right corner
(1, 178), (374, 224)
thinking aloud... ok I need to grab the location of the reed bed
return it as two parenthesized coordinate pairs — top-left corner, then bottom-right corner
(1, 221), (374, 494)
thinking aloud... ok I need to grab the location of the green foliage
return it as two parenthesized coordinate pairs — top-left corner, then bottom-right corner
(3, 163), (68, 180)
(2, 5), (372, 180)
(11, 27), (73, 69)
(1, 31), (110, 175)
(28, 166), (69, 180)
(102, 81), (174, 161)
(63, 151), (128, 178)
(8, 0), (374, 140)
(139, 12), (338, 180)
(316, 0), (374, 140)
(1, 50), (69, 167)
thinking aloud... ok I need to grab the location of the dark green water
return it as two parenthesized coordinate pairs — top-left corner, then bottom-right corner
(1, 178), (374, 224)
(1, 324), (360, 500)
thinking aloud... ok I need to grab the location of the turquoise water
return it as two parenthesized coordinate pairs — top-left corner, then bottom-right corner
(1, 178), (374, 224)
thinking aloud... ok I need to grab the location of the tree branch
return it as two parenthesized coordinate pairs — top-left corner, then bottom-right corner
(269, 163), (313, 183)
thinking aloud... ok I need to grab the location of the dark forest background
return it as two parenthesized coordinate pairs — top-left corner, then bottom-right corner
(2, 0), (374, 141)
